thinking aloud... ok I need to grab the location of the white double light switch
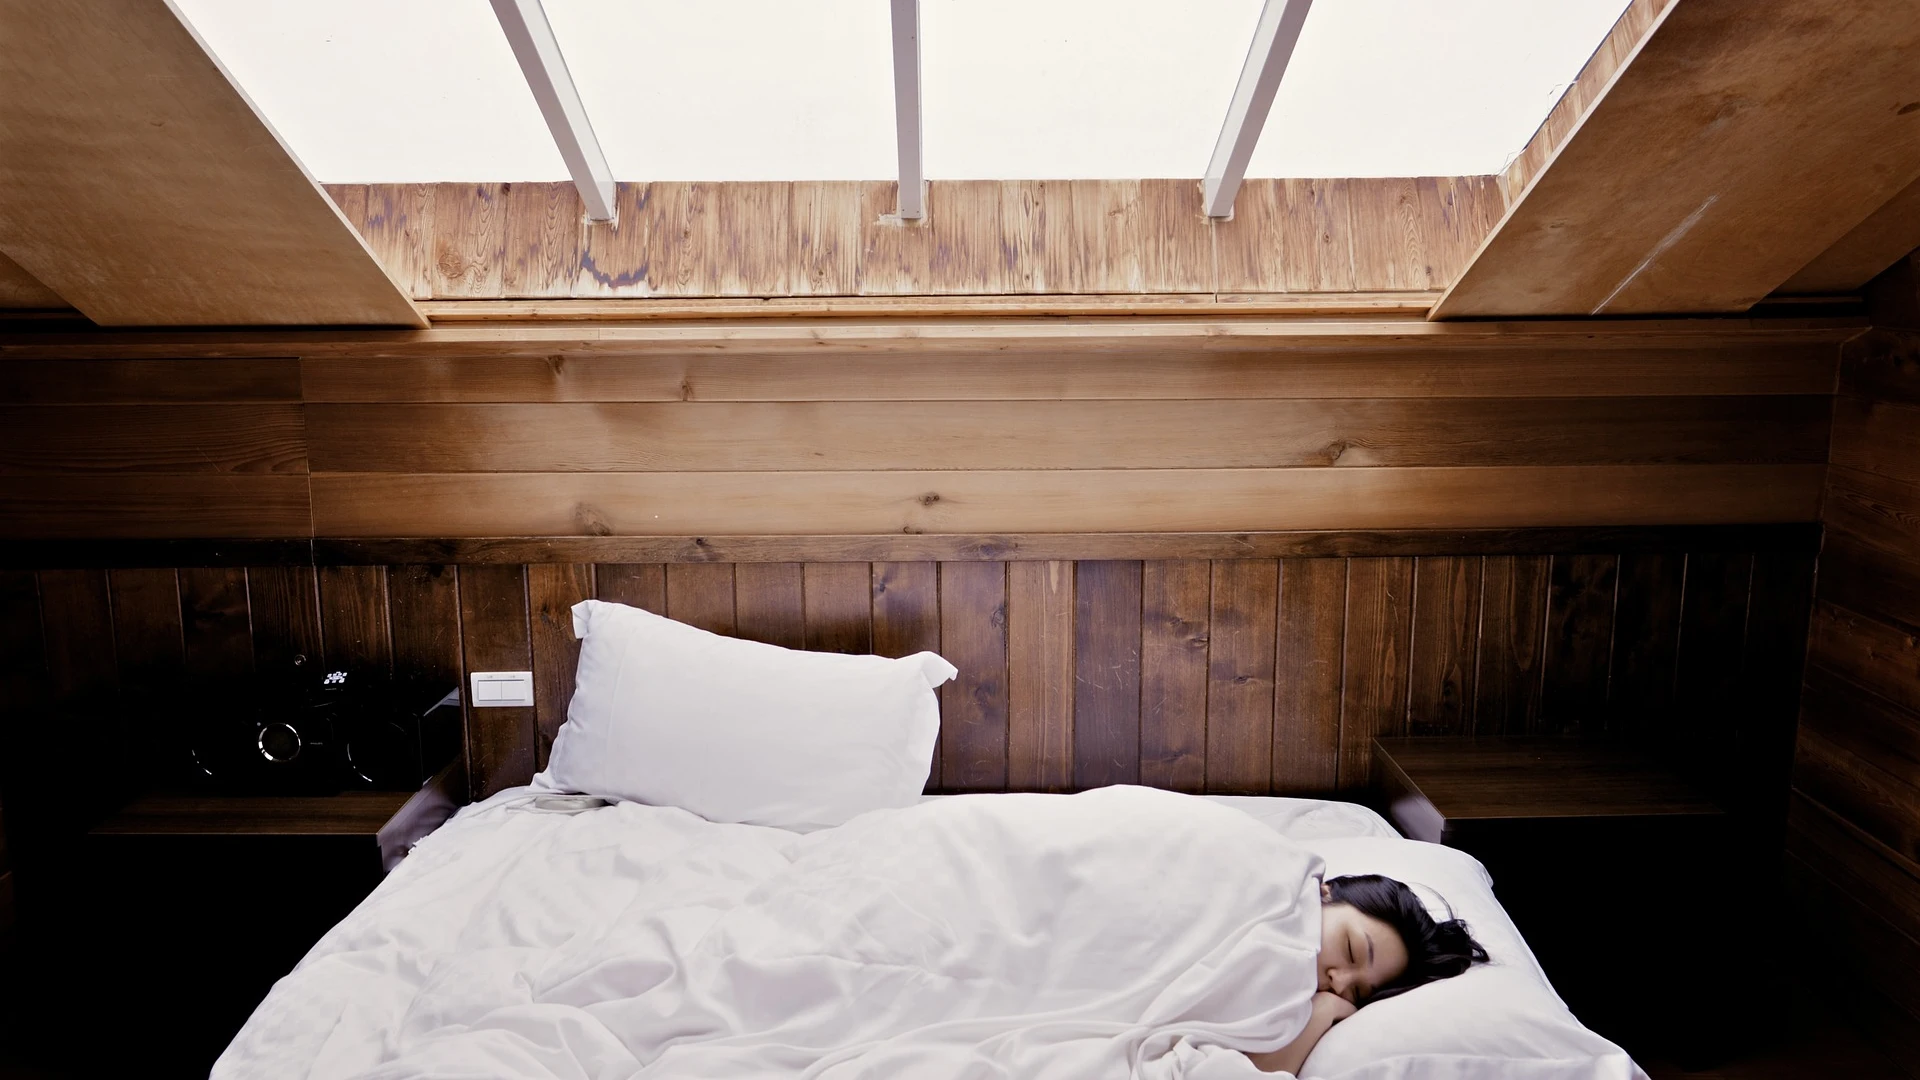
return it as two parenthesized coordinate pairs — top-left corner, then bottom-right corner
(469, 670), (534, 708)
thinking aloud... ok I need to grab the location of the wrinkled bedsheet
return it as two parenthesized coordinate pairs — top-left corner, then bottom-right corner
(216, 786), (1327, 1080)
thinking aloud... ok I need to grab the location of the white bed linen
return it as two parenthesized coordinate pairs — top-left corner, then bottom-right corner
(213, 789), (1624, 1080)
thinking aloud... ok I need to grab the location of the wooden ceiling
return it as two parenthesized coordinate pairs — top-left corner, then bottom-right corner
(1437, 0), (1920, 318)
(0, 0), (422, 327)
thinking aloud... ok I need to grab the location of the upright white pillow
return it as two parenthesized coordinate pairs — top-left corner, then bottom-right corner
(533, 599), (957, 830)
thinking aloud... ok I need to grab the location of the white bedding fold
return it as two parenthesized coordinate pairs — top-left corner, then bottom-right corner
(217, 786), (1326, 1080)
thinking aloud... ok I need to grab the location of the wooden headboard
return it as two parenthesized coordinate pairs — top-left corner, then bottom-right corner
(2, 527), (1814, 820)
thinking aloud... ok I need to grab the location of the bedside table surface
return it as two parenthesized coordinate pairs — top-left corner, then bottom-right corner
(93, 790), (417, 837)
(1374, 736), (1724, 822)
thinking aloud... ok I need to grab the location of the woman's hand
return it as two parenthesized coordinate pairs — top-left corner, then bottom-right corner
(1312, 990), (1357, 1025)
(1246, 992), (1360, 1073)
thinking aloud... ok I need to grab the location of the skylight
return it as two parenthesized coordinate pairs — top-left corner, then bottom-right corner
(175, 0), (1631, 183)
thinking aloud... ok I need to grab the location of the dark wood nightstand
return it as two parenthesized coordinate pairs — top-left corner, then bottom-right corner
(1373, 737), (1741, 1066)
(76, 767), (463, 1078)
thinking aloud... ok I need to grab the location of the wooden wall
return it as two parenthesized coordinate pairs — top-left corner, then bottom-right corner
(324, 178), (1502, 301)
(1789, 297), (1920, 1060)
(0, 319), (1845, 540)
(0, 542), (1816, 806)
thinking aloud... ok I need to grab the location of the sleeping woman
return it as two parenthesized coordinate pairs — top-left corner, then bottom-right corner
(1247, 874), (1491, 1075)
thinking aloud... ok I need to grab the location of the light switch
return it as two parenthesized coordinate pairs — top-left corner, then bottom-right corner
(469, 670), (534, 708)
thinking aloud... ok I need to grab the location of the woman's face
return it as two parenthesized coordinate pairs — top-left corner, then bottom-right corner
(1317, 883), (1411, 1005)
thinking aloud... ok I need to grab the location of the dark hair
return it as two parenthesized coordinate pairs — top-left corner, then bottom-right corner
(1325, 874), (1489, 1002)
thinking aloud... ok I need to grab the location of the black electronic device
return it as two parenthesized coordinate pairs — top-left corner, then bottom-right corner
(185, 658), (460, 794)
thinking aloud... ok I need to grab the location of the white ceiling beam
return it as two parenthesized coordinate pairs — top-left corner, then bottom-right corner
(890, 0), (925, 219)
(490, 0), (617, 222)
(1203, 0), (1313, 219)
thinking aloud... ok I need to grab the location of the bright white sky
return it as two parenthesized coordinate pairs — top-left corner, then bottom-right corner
(175, 0), (1631, 182)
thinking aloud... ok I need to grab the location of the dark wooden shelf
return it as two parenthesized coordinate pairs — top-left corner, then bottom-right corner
(93, 790), (415, 837)
(1373, 736), (1724, 843)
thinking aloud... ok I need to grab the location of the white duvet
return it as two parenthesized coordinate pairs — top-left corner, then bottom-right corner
(218, 786), (1330, 1080)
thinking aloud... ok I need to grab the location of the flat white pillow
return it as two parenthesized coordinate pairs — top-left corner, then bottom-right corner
(1295, 838), (1648, 1080)
(533, 599), (957, 830)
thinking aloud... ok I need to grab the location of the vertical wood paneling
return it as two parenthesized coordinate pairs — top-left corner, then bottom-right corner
(106, 569), (180, 689)
(1007, 561), (1074, 791)
(246, 565), (321, 674)
(1339, 557), (1414, 789)
(1473, 555), (1550, 735)
(1207, 560), (1279, 795)
(939, 562), (1008, 792)
(317, 565), (391, 674)
(1608, 552), (1685, 738)
(1741, 553), (1816, 832)
(36, 570), (115, 701)
(664, 563), (735, 635)
(178, 567), (253, 680)
(734, 562), (805, 648)
(527, 564), (592, 769)
(0, 571), (47, 721)
(386, 565), (462, 685)
(459, 565), (534, 796)
(595, 564), (666, 615)
(1541, 554), (1619, 734)
(871, 562), (942, 789)
(1139, 560), (1210, 792)
(1407, 556), (1482, 736)
(802, 563), (873, 654)
(1675, 552), (1754, 791)
(1274, 559), (1346, 794)
(1073, 560), (1142, 789)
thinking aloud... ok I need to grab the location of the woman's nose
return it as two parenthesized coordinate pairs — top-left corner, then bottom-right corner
(1328, 969), (1351, 994)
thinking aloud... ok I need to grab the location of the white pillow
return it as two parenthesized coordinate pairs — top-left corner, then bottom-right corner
(1296, 838), (1647, 1080)
(533, 599), (957, 830)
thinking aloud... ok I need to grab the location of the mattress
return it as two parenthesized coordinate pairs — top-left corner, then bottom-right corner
(214, 789), (1641, 1079)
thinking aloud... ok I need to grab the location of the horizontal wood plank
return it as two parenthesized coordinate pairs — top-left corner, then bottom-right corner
(308, 466), (1824, 538)
(305, 397), (1828, 473)
(0, 476), (313, 538)
(1831, 395), (1920, 483)
(0, 358), (302, 403)
(299, 345), (1842, 403)
(1823, 466), (1920, 566)
(0, 405), (307, 474)
(303, 525), (1823, 566)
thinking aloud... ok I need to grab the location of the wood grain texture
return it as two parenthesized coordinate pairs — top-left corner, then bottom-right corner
(1673, 552), (1754, 790)
(106, 569), (181, 690)
(1338, 558), (1414, 789)
(870, 562), (942, 790)
(1139, 560), (1210, 793)
(801, 563), (872, 654)
(331, 178), (1492, 299)
(1206, 560), (1279, 794)
(385, 564), (461, 686)
(1607, 552), (1685, 738)
(734, 563), (805, 649)
(1781, 172), (1920, 295)
(1406, 556), (1482, 737)
(1540, 554), (1620, 735)
(1438, 0), (1920, 316)
(303, 396), (1828, 473)
(246, 565), (321, 673)
(0, 476), (312, 539)
(527, 563), (591, 768)
(1473, 556), (1549, 735)
(594, 564), (666, 615)
(308, 525), (1820, 568)
(459, 565), (534, 796)
(1006, 561), (1074, 792)
(0, 2), (422, 326)
(0, 249), (64, 309)
(36, 569), (115, 700)
(0, 405), (305, 474)
(664, 564), (735, 636)
(308, 465), (1826, 538)
(300, 345), (1840, 404)
(939, 562), (1008, 792)
(178, 567), (253, 680)
(1274, 558), (1345, 793)
(318, 566), (390, 674)
(0, 358), (301, 404)
(1073, 561), (1142, 789)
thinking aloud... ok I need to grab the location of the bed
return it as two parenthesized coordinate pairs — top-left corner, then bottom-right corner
(213, 600), (1648, 1080)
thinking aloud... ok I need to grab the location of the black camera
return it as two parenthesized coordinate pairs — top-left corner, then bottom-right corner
(185, 660), (461, 795)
